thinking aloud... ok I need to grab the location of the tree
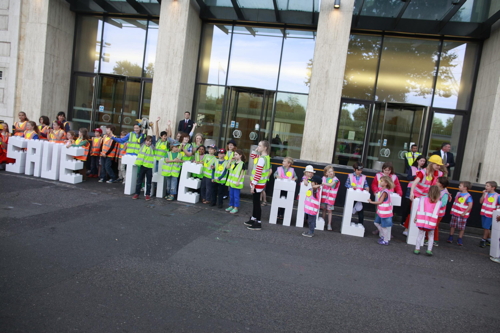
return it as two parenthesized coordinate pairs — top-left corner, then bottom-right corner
(112, 60), (142, 77)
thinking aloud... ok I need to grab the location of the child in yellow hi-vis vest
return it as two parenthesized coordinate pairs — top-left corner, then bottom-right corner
(162, 140), (184, 201)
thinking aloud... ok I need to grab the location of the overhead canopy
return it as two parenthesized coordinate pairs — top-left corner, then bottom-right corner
(66, 0), (500, 38)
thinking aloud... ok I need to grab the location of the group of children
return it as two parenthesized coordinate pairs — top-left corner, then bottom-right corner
(4, 113), (500, 261)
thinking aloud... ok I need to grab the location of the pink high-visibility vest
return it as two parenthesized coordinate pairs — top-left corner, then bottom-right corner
(375, 172), (397, 193)
(480, 192), (500, 218)
(304, 188), (321, 215)
(349, 173), (366, 190)
(451, 192), (472, 218)
(376, 189), (393, 218)
(321, 176), (339, 205)
(278, 166), (295, 180)
(415, 197), (441, 230)
(414, 169), (442, 198)
(438, 188), (451, 217)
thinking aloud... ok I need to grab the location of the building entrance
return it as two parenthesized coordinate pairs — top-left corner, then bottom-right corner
(334, 100), (427, 173)
(221, 86), (275, 158)
(69, 73), (152, 135)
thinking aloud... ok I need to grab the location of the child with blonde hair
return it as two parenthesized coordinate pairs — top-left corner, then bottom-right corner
(321, 165), (339, 231)
(368, 175), (394, 245)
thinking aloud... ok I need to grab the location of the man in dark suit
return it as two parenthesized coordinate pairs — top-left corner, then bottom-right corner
(177, 111), (194, 134)
(432, 142), (455, 175)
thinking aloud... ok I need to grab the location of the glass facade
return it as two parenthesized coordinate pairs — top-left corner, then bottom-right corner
(194, 24), (315, 158)
(70, 15), (158, 134)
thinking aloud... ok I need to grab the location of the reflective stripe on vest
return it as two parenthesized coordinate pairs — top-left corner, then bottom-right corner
(480, 192), (499, 218)
(321, 176), (339, 205)
(126, 132), (144, 155)
(155, 140), (169, 160)
(414, 169), (442, 198)
(438, 188), (450, 217)
(348, 173), (366, 190)
(451, 193), (472, 218)
(161, 151), (184, 177)
(376, 189), (393, 218)
(102, 136), (118, 158)
(90, 137), (103, 156)
(74, 138), (90, 161)
(278, 167), (294, 180)
(135, 145), (155, 168)
(251, 155), (271, 184)
(405, 151), (421, 166)
(416, 197), (440, 229)
(375, 173), (397, 193)
(49, 129), (66, 144)
(213, 160), (229, 184)
(202, 155), (216, 178)
(304, 188), (321, 215)
(14, 121), (27, 136)
(227, 161), (245, 189)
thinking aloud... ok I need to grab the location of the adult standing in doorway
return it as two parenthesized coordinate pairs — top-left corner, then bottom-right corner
(178, 111), (194, 135)
(405, 144), (421, 172)
(432, 142), (455, 176)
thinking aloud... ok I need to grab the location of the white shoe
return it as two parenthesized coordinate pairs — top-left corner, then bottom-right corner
(402, 230), (408, 236)
(327, 225), (332, 231)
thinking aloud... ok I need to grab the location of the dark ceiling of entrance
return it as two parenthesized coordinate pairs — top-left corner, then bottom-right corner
(66, 0), (500, 39)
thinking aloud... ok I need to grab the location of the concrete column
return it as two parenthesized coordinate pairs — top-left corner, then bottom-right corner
(149, 0), (202, 133)
(461, 21), (500, 183)
(0, 0), (21, 127)
(300, 0), (354, 163)
(14, 0), (74, 123)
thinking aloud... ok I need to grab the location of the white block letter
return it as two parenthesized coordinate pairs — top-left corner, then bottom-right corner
(490, 210), (500, 259)
(122, 155), (138, 195)
(269, 179), (296, 226)
(153, 159), (166, 199)
(59, 147), (84, 184)
(5, 137), (27, 174)
(25, 140), (44, 177)
(341, 189), (370, 237)
(177, 162), (202, 204)
(41, 141), (62, 180)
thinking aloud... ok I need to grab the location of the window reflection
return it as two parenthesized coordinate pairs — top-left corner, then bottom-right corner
(334, 102), (369, 166)
(74, 16), (102, 73)
(278, 30), (316, 94)
(227, 26), (282, 90)
(376, 37), (439, 105)
(194, 84), (226, 142)
(269, 92), (308, 159)
(433, 41), (478, 110)
(343, 34), (381, 100)
(100, 18), (148, 77)
(144, 20), (159, 78)
(197, 24), (232, 84)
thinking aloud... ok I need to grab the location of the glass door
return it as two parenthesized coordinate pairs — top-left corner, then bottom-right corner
(366, 102), (426, 173)
(70, 74), (95, 131)
(121, 78), (142, 134)
(222, 86), (275, 158)
(95, 74), (126, 134)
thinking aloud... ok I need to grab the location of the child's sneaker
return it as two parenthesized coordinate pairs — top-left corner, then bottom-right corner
(433, 241), (439, 247)
(426, 250), (433, 256)
(402, 230), (408, 236)
(479, 239), (486, 248)
(132, 194), (139, 200)
(225, 206), (233, 212)
(244, 219), (255, 227)
(414, 249), (420, 255)
(302, 231), (314, 237)
(377, 239), (389, 245)
(447, 235), (453, 243)
(486, 239), (491, 246)
(327, 225), (332, 231)
(230, 208), (238, 214)
(145, 195), (151, 201)
(98, 179), (104, 183)
(424, 240), (429, 246)
(457, 238), (463, 246)
(247, 223), (261, 231)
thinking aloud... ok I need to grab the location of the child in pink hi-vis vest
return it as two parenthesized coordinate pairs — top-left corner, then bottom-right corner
(368, 175), (395, 245)
(414, 185), (442, 256)
(321, 165), (339, 231)
(302, 175), (323, 238)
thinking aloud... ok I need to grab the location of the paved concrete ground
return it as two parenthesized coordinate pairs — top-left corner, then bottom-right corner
(1, 172), (499, 332)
